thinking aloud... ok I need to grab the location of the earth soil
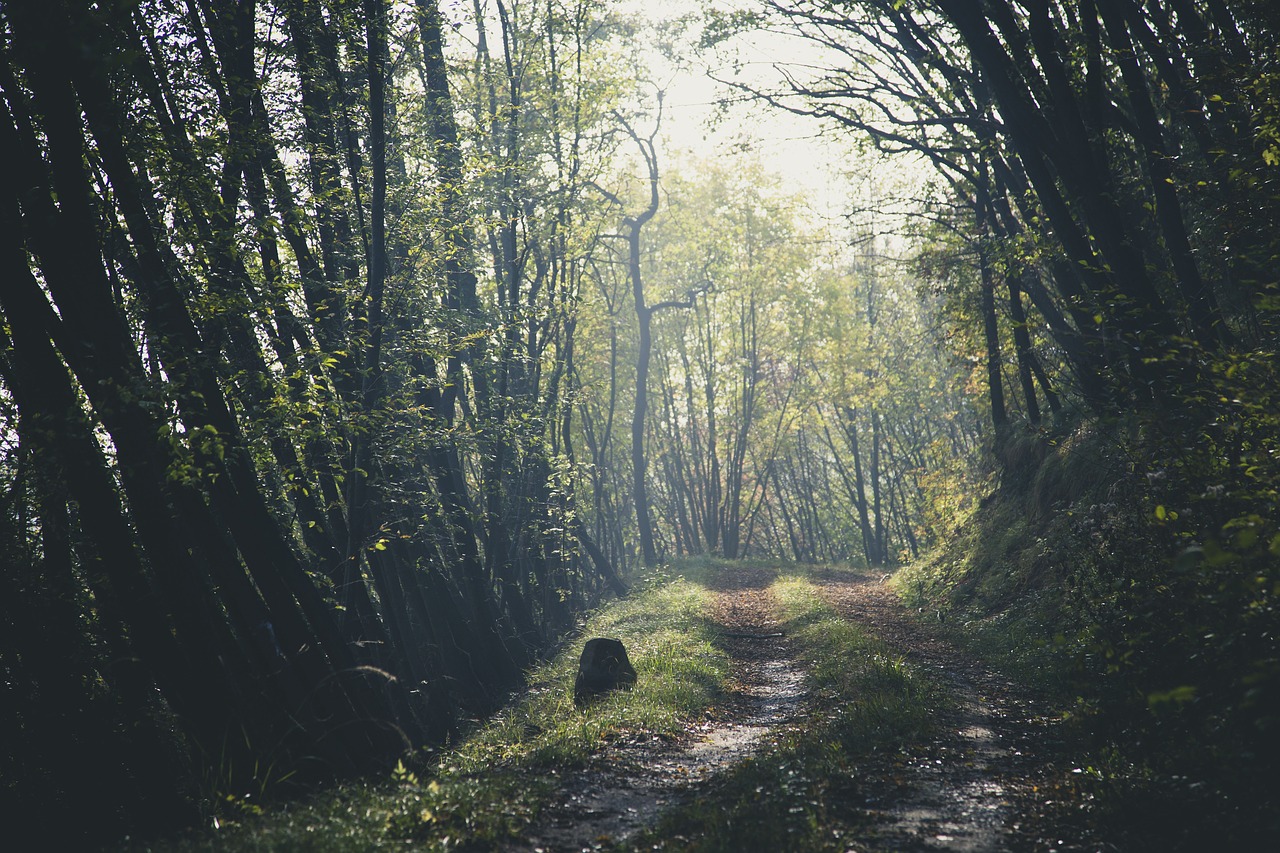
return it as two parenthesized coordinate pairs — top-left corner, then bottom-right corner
(813, 570), (1071, 851)
(515, 568), (1068, 852)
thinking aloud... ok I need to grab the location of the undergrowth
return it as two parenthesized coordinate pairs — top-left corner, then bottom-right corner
(141, 567), (728, 853)
(894, 413), (1280, 849)
(627, 571), (943, 852)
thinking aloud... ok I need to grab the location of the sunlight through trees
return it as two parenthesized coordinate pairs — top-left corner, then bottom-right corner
(2, 0), (1277, 846)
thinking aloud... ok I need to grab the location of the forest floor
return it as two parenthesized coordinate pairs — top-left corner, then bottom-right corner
(156, 565), (1096, 853)
(510, 566), (1078, 852)
(518, 565), (808, 851)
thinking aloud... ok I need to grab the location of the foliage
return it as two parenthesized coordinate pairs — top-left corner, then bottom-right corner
(742, 2), (1280, 840)
(895, 399), (1280, 846)
(636, 154), (977, 566)
(17, 0), (1280, 845)
(0, 0), (686, 839)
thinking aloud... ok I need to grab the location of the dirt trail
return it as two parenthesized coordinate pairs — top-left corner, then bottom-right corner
(814, 570), (1062, 851)
(516, 568), (1062, 852)
(517, 567), (806, 852)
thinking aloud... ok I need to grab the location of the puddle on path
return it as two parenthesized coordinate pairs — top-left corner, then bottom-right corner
(516, 574), (806, 853)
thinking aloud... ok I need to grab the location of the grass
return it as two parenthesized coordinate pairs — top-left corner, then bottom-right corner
(453, 571), (728, 773)
(625, 569), (944, 852)
(139, 567), (729, 853)
(894, 555), (1076, 701)
(889, 416), (1280, 850)
(890, 467), (1090, 704)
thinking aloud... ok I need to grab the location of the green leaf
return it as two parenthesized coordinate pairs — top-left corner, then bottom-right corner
(1148, 685), (1197, 707)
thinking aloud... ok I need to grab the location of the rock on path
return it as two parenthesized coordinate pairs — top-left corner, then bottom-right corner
(517, 567), (806, 852)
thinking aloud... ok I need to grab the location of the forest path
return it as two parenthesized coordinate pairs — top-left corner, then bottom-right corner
(813, 569), (1064, 851)
(516, 567), (1068, 852)
(516, 565), (807, 852)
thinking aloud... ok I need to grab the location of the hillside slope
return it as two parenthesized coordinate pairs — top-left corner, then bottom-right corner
(896, 419), (1280, 848)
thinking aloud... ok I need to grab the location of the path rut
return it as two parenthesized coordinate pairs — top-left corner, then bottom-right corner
(517, 568), (806, 852)
(815, 570), (1064, 851)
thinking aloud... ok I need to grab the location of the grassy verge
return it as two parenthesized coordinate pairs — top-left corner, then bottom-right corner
(626, 570), (943, 852)
(894, 545), (1280, 850)
(890, 522), (1280, 845)
(889, 416), (1280, 850)
(889, 494), (1082, 703)
(144, 568), (729, 853)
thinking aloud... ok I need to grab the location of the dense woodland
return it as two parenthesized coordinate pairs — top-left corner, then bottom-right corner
(1, 0), (1277, 846)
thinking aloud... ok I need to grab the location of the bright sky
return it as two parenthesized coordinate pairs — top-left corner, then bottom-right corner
(619, 0), (930, 238)
(602, 0), (853, 217)
(444, 0), (928, 247)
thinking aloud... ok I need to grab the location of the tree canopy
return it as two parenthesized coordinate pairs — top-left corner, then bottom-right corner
(2, 0), (1277, 845)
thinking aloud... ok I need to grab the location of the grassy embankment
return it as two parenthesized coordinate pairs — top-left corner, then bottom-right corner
(893, 418), (1280, 849)
(143, 567), (728, 852)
